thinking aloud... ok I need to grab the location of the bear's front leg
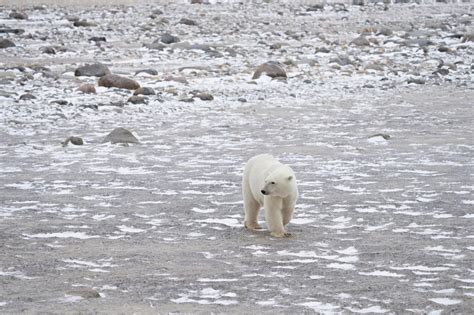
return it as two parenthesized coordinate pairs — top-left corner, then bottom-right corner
(264, 197), (289, 238)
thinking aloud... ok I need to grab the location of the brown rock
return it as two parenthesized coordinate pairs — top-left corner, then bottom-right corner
(78, 83), (96, 94)
(252, 61), (287, 80)
(98, 74), (140, 90)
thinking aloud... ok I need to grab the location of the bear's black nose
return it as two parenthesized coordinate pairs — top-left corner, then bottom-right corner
(261, 190), (267, 195)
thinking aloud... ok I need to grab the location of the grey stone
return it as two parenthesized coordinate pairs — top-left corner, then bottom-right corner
(102, 128), (140, 144)
(75, 63), (110, 77)
(134, 87), (155, 96)
(0, 38), (15, 49)
(161, 33), (180, 44)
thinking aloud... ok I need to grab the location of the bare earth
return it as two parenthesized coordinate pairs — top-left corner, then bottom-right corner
(0, 2), (473, 314)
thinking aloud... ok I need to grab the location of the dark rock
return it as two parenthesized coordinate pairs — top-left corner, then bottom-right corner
(161, 33), (180, 44)
(363, 84), (375, 88)
(369, 133), (391, 140)
(0, 28), (25, 34)
(407, 78), (426, 85)
(315, 47), (330, 53)
(75, 63), (110, 77)
(237, 97), (247, 103)
(180, 97), (195, 103)
(0, 38), (15, 49)
(195, 92), (214, 101)
(73, 20), (97, 27)
(9, 11), (28, 20)
(269, 43), (282, 50)
(19, 94), (36, 101)
(51, 100), (69, 105)
(252, 61), (287, 80)
(434, 68), (449, 76)
(303, 79), (312, 84)
(128, 96), (147, 104)
(89, 36), (106, 42)
(134, 87), (155, 95)
(376, 27), (393, 36)
(135, 69), (158, 76)
(78, 83), (96, 94)
(41, 46), (56, 54)
(62, 136), (84, 147)
(102, 128), (140, 144)
(98, 74), (140, 90)
(438, 46), (450, 52)
(66, 289), (100, 299)
(179, 18), (198, 26)
(307, 4), (324, 11)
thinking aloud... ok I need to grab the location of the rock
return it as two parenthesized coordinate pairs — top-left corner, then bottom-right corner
(252, 61), (287, 80)
(78, 83), (96, 94)
(404, 38), (434, 47)
(269, 43), (282, 50)
(41, 46), (56, 54)
(51, 100), (68, 105)
(9, 11), (28, 20)
(437, 46), (450, 53)
(102, 128), (140, 144)
(75, 63), (110, 77)
(99, 74), (140, 90)
(66, 289), (100, 299)
(19, 93), (36, 101)
(179, 97), (195, 103)
(434, 68), (449, 76)
(351, 35), (371, 46)
(0, 38), (15, 49)
(179, 18), (198, 26)
(330, 55), (353, 66)
(377, 26), (393, 36)
(0, 28), (25, 34)
(134, 87), (155, 95)
(365, 63), (384, 71)
(407, 78), (426, 85)
(89, 36), (106, 43)
(144, 41), (166, 50)
(73, 20), (97, 27)
(128, 96), (147, 104)
(135, 69), (158, 76)
(238, 97), (247, 103)
(62, 136), (84, 146)
(315, 47), (330, 53)
(161, 33), (180, 44)
(163, 75), (188, 84)
(307, 4), (324, 11)
(195, 92), (214, 101)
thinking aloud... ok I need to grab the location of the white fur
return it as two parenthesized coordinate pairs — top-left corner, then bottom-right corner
(242, 154), (298, 238)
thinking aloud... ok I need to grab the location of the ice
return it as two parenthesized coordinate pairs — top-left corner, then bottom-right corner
(429, 298), (462, 306)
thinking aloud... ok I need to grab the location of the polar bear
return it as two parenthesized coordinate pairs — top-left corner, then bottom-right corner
(242, 154), (298, 238)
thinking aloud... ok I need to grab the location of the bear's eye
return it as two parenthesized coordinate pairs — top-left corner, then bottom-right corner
(271, 181), (275, 185)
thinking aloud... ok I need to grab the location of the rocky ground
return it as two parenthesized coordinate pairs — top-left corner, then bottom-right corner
(1, 1), (473, 314)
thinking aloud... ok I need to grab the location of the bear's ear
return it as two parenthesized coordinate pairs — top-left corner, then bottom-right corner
(287, 176), (293, 181)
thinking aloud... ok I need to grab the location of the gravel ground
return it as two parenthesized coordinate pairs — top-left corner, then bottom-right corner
(1, 1), (473, 314)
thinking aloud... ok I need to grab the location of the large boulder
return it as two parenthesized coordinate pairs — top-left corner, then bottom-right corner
(75, 63), (110, 77)
(98, 74), (140, 90)
(102, 128), (140, 144)
(252, 61), (287, 80)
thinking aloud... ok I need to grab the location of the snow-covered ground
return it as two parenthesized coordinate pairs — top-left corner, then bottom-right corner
(1, 1), (473, 313)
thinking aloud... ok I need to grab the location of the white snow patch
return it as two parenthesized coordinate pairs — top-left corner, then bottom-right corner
(117, 225), (145, 233)
(327, 263), (355, 270)
(23, 232), (99, 239)
(429, 298), (461, 305)
(347, 305), (390, 313)
(359, 270), (405, 278)
(197, 218), (240, 227)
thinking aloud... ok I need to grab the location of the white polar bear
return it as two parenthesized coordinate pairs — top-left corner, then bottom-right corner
(242, 154), (298, 238)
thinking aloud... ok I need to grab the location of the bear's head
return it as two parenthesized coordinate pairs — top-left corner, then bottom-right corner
(261, 166), (295, 198)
